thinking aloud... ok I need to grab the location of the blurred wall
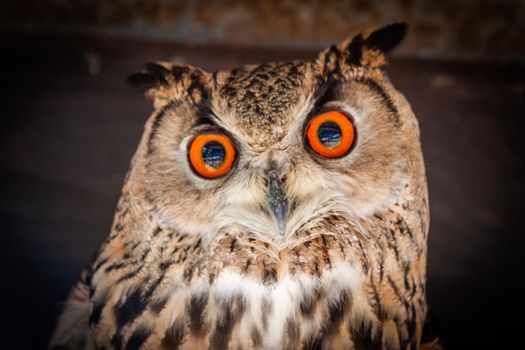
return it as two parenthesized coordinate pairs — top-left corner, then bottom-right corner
(1, 0), (524, 61)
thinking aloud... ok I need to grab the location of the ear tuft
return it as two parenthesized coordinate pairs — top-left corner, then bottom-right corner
(128, 72), (158, 90)
(364, 22), (407, 54)
(334, 22), (408, 69)
(128, 62), (211, 109)
(128, 62), (171, 91)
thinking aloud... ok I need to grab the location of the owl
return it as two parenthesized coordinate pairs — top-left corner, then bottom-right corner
(50, 23), (441, 350)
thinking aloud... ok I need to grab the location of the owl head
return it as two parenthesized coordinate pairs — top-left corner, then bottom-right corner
(126, 23), (424, 247)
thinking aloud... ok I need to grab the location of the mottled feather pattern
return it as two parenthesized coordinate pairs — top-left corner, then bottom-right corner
(86, 191), (427, 349)
(50, 23), (442, 349)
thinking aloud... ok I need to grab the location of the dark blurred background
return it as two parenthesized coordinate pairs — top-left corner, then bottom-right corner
(1, 1), (524, 349)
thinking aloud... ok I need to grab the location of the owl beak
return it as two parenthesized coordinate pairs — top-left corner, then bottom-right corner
(267, 169), (288, 236)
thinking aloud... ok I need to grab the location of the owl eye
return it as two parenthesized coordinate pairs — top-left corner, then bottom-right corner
(305, 111), (355, 158)
(189, 134), (236, 178)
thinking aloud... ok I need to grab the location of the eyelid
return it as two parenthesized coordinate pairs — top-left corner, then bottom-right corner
(303, 104), (351, 131)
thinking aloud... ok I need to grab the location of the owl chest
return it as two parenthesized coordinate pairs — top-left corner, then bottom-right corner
(91, 214), (426, 349)
(93, 258), (423, 350)
(96, 267), (360, 348)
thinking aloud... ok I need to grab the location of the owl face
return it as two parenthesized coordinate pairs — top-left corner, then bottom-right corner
(130, 23), (421, 246)
(49, 24), (432, 350)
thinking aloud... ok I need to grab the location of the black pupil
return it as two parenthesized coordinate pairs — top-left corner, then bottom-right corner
(317, 121), (342, 148)
(202, 141), (226, 168)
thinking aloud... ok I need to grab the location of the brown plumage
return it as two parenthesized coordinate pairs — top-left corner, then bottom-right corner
(50, 23), (442, 349)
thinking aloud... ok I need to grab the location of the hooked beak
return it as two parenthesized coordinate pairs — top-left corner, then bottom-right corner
(267, 169), (289, 236)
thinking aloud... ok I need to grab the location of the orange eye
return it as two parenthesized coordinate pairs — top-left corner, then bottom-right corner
(306, 111), (355, 158)
(189, 133), (236, 178)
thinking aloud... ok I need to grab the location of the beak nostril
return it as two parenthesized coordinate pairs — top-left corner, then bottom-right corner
(267, 169), (289, 236)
